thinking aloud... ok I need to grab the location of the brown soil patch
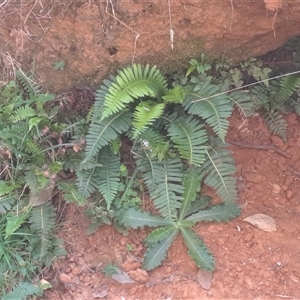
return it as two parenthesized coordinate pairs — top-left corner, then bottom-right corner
(43, 112), (300, 300)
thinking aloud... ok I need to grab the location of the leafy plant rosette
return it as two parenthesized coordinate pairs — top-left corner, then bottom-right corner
(77, 63), (249, 271)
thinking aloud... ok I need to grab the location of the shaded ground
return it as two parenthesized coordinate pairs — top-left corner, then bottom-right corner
(42, 111), (300, 300)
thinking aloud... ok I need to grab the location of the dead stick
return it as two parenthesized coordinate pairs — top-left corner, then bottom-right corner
(229, 140), (291, 158)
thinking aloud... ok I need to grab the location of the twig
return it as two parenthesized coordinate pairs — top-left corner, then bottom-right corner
(168, 0), (174, 50)
(191, 70), (300, 103)
(229, 140), (290, 158)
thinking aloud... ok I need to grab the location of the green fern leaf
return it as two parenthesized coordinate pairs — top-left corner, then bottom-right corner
(135, 150), (165, 192)
(92, 80), (110, 122)
(134, 128), (170, 161)
(162, 85), (185, 104)
(185, 203), (241, 223)
(228, 90), (255, 117)
(101, 64), (167, 119)
(5, 211), (28, 238)
(145, 225), (177, 245)
(179, 167), (201, 221)
(200, 147), (237, 203)
(84, 110), (132, 161)
(142, 228), (178, 270)
(184, 77), (232, 142)
(97, 146), (120, 210)
(261, 108), (287, 142)
(180, 227), (214, 270)
(29, 202), (56, 258)
(0, 194), (16, 214)
(76, 155), (103, 197)
(167, 115), (208, 166)
(117, 208), (171, 229)
(11, 106), (36, 122)
(150, 158), (184, 221)
(132, 101), (165, 137)
(278, 75), (300, 101)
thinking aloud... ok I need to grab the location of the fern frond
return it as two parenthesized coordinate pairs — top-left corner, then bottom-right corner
(135, 128), (170, 160)
(0, 194), (16, 214)
(167, 115), (208, 166)
(142, 228), (178, 270)
(84, 110), (132, 161)
(184, 77), (232, 142)
(278, 75), (300, 101)
(11, 106), (36, 122)
(29, 202), (56, 258)
(179, 167), (201, 221)
(117, 208), (171, 229)
(180, 227), (214, 271)
(76, 158), (102, 197)
(228, 90), (255, 117)
(92, 81), (110, 122)
(16, 70), (40, 97)
(96, 146), (120, 210)
(132, 101), (165, 137)
(101, 64), (168, 119)
(162, 85), (185, 104)
(261, 108), (286, 142)
(200, 147), (237, 203)
(185, 203), (241, 223)
(151, 158), (184, 221)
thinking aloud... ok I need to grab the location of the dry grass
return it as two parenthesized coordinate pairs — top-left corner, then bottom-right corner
(0, 0), (74, 55)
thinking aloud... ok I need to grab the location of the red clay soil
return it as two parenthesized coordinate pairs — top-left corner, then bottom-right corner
(43, 111), (300, 300)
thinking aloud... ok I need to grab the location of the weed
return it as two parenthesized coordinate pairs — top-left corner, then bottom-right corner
(53, 60), (65, 71)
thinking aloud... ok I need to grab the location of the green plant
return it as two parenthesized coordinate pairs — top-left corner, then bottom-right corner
(77, 63), (246, 271)
(0, 71), (77, 297)
(53, 60), (65, 71)
(117, 168), (240, 270)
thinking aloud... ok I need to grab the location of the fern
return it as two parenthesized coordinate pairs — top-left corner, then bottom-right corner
(132, 101), (165, 137)
(260, 108), (287, 142)
(150, 158), (184, 221)
(16, 71), (40, 98)
(96, 146), (120, 210)
(84, 110), (132, 161)
(278, 75), (300, 101)
(11, 106), (36, 122)
(167, 115), (208, 166)
(101, 64), (168, 119)
(29, 202), (56, 259)
(183, 76), (232, 142)
(200, 147), (237, 203)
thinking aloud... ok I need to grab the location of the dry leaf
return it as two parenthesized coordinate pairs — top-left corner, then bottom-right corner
(197, 269), (213, 290)
(112, 268), (135, 284)
(243, 213), (276, 232)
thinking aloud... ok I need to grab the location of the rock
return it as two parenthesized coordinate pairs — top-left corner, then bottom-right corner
(244, 173), (266, 183)
(128, 268), (149, 282)
(72, 266), (82, 276)
(271, 183), (281, 195)
(197, 269), (213, 290)
(119, 237), (131, 246)
(271, 135), (287, 151)
(122, 257), (142, 272)
(59, 273), (72, 283)
(243, 214), (277, 232)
